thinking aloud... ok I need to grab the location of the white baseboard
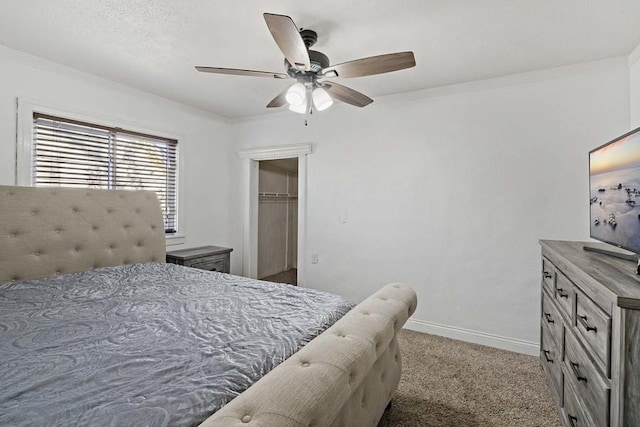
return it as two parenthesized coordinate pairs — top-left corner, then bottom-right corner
(404, 318), (539, 356)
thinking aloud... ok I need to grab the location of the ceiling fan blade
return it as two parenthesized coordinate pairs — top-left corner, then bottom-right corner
(263, 13), (311, 71)
(322, 82), (373, 107)
(195, 66), (288, 79)
(322, 51), (416, 78)
(266, 87), (289, 108)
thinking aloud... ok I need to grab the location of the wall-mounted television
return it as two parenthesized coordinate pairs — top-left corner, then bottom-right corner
(589, 127), (640, 255)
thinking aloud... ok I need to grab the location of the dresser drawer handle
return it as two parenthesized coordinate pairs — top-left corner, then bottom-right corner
(542, 350), (553, 363)
(557, 288), (569, 299)
(543, 312), (554, 324)
(578, 315), (597, 333)
(568, 414), (578, 427)
(543, 271), (552, 279)
(570, 361), (588, 383)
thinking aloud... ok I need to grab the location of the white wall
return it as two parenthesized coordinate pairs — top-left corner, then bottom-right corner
(233, 58), (630, 354)
(631, 42), (640, 128)
(0, 46), (242, 272)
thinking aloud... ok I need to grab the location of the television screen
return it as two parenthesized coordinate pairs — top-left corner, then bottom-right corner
(590, 127), (640, 253)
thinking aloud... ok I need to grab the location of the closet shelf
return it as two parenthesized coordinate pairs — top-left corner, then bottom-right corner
(258, 192), (298, 198)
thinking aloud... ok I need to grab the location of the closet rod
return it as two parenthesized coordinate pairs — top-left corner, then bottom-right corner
(258, 192), (298, 198)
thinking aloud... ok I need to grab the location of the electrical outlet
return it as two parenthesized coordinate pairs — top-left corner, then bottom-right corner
(311, 254), (319, 264)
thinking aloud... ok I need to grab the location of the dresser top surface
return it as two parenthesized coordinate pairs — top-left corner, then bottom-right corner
(540, 240), (640, 309)
(166, 245), (233, 260)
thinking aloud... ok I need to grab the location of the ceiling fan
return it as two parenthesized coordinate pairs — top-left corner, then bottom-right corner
(195, 13), (416, 115)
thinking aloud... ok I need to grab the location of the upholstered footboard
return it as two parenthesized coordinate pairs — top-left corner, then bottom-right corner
(201, 283), (417, 427)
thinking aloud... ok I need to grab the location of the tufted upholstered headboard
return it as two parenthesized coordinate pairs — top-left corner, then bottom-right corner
(0, 185), (166, 284)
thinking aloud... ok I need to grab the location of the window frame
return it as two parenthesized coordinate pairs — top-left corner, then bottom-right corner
(16, 98), (185, 246)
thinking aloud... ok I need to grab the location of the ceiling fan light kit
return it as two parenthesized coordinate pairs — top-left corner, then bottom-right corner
(312, 87), (333, 111)
(286, 84), (334, 115)
(195, 12), (416, 116)
(285, 82), (306, 106)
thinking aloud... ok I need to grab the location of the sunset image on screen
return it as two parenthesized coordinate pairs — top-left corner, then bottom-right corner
(590, 129), (640, 252)
(590, 133), (640, 175)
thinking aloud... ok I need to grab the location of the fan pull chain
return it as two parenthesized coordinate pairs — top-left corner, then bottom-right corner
(304, 100), (313, 126)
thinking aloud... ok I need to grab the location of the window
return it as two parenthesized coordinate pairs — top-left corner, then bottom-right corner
(32, 113), (178, 234)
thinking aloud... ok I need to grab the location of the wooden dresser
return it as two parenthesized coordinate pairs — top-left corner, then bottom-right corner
(539, 240), (640, 427)
(166, 246), (233, 273)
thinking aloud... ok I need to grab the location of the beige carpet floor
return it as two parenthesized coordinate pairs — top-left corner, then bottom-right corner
(379, 330), (561, 427)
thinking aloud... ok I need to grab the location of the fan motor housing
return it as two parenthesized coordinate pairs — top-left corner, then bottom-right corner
(309, 50), (330, 72)
(285, 49), (330, 76)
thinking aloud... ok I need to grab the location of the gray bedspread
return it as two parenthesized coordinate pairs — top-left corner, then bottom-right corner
(0, 263), (352, 426)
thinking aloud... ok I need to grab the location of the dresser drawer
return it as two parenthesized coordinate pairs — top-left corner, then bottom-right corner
(190, 256), (227, 272)
(564, 331), (610, 427)
(542, 257), (555, 293)
(574, 289), (611, 376)
(540, 320), (563, 405)
(563, 378), (596, 427)
(554, 271), (575, 321)
(542, 288), (564, 349)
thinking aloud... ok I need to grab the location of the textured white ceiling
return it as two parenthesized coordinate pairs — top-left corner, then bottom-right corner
(1, 0), (639, 119)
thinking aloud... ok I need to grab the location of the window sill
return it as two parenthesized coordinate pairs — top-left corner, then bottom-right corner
(165, 235), (186, 247)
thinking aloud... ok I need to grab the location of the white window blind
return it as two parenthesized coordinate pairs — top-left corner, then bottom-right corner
(32, 113), (178, 234)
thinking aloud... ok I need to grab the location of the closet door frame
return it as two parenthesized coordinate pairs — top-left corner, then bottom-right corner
(238, 143), (312, 286)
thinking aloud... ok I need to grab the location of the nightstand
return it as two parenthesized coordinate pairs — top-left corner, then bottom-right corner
(166, 246), (233, 273)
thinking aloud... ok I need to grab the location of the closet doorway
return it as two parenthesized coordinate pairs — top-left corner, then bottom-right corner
(238, 143), (311, 285)
(257, 159), (298, 285)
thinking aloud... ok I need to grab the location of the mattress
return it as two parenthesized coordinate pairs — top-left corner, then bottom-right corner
(0, 263), (352, 426)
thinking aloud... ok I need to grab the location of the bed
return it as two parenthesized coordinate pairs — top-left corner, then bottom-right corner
(0, 185), (417, 426)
